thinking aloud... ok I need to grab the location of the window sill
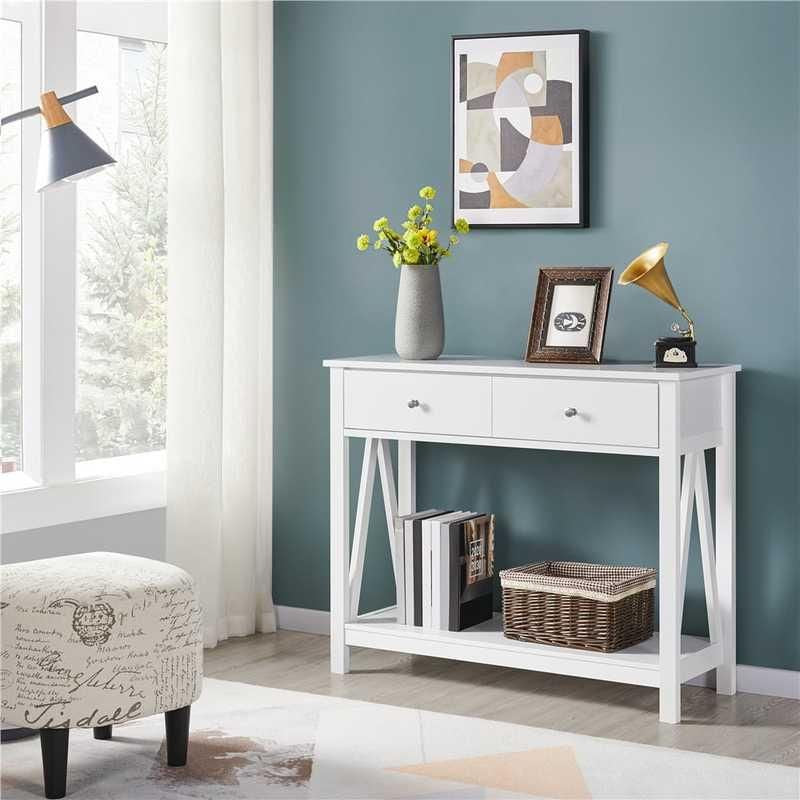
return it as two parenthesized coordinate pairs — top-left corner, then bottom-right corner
(0, 451), (166, 534)
(75, 450), (165, 480)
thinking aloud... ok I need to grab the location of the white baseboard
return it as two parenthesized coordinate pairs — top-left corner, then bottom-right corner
(688, 663), (800, 699)
(275, 604), (331, 636)
(275, 605), (800, 701)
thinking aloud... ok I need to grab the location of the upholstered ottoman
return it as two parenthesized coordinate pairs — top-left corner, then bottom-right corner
(1, 552), (203, 798)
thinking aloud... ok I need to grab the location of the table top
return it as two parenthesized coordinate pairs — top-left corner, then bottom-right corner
(323, 355), (741, 382)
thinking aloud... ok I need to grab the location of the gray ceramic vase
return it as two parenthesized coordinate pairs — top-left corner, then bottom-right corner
(394, 264), (444, 360)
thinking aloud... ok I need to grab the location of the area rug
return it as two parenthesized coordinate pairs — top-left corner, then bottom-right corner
(1, 678), (796, 799)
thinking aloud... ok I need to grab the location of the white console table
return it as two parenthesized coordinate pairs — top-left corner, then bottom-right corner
(324, 355), (740, 723)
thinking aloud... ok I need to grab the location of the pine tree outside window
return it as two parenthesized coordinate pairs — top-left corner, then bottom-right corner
(75, 32), (167, 464)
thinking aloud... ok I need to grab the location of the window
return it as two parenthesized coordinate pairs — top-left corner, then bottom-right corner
(76, 32), (167, 462)
(0, 19), (23, 475)
(1, 1), (167, 532)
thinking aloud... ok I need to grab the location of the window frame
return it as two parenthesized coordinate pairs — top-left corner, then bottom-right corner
(0, 0), (168, 534)
(2, 2), (42, 483)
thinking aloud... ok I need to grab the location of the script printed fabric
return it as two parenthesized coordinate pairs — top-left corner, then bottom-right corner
(1, 552), (203, 729)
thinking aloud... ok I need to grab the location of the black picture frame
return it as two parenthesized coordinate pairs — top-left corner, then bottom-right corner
(451, 30), (589, 229)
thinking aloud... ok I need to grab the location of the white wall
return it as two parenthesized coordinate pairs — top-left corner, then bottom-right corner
(0, 508), (165, 564)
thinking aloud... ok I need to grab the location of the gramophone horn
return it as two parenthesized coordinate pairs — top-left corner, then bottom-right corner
(618, 242), (682, 311)
(619, 241), (695, 342)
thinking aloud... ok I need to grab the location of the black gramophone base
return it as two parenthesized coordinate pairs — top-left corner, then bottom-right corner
(654, 337), (697, 368)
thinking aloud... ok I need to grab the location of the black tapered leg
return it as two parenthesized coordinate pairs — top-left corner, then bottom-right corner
(164, 705), (190, 767)
(93, 725), (112, 740)
(0, 727), (36, 742)
(39, 728), (69, 800)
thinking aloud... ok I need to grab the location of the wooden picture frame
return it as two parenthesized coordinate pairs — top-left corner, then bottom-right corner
(525, 267), (613, 364)
(451, 30), (589, 228)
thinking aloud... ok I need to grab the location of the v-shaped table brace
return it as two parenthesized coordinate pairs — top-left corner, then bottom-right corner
(678, 452), (723, 647)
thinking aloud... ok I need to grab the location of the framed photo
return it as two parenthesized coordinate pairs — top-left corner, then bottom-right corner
(525, 267), (613, 364)
(452, 30), (589, 228)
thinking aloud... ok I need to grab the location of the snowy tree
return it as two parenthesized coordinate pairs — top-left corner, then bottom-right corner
(76, 42), (167, 460)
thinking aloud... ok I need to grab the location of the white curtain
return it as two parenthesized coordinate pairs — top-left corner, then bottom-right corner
(167, 0), (275, 648)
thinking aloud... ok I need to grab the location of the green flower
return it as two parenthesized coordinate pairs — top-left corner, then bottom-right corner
(427, 229), (438, 244)
(403, 247), (420, 264)
(454, 217), (470, 234)
(404, 230), (424, 249)
(419, 186), (437, 200)
(373, 239), (382, 250)
(356, 234), (370, 251)
(424, 203), (433, 212)
(407, 204), (422, 220)
(449, 234), (459, 245)
(373, 216), (389, 232)
(392, 251), (403, 268)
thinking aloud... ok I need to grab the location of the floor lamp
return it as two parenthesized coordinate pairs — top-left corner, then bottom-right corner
(0, 86), (115, 742)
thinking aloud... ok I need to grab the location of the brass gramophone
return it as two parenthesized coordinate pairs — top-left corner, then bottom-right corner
(619, 243), (697, 368)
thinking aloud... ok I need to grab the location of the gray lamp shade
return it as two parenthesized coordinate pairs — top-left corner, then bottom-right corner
(35, 121), (116, 192)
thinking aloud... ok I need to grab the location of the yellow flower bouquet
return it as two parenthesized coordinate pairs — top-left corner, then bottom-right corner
(356, 186), (470, 267)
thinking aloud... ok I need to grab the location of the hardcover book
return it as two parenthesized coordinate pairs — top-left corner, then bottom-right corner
(392, 514), (407, 624)
(423, 511), (468, 629)
(447, 514), (495, 632)
(435, 512), (479, 630)
(400, 510), (448, 627)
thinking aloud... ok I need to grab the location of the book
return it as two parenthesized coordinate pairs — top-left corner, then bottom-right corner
(392, 514), (406, 624)
(441, 513), (481, 631)
(464, 515), (494, 586)
(447, 514), (495, 632)
(421, 517), (435, 628)
(431, 511), (476, 629)
(398, 510), (447, 627)
(422, 511), (465, 629)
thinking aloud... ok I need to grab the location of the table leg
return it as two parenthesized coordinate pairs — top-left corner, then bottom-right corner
(330, 369), (350, 673)
(695, 454), (723, 647)
(349, 439), (378, 618)
(376, 440), (402, 621)
(715, 373), (736, 695)
(659, 383), (682, 724)
(398, 440), (416, 515)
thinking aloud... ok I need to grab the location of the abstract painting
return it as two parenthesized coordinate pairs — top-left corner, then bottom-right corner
(452, 31), (588, 228)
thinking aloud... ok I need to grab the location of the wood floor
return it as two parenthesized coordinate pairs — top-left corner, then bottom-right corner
(204, 630), (799, 768)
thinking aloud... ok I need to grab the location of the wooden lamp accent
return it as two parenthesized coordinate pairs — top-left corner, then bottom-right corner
(0, 86), (99, 127)
(39, 91), (72, 129)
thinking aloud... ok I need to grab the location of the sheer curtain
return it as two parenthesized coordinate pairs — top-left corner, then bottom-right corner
(167, 0), (275, 647)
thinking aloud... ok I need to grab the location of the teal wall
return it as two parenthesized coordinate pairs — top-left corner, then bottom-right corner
(274, 2), (800, 671)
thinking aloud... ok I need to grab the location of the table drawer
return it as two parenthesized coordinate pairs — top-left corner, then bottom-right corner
(344, 370), (491, 436)
(492, 377), (658, 448)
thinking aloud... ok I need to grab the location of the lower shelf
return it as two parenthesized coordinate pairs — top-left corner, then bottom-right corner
(345, 607), (722, 688)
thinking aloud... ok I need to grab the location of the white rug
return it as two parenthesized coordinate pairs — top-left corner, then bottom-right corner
(1, 678), (796, 799)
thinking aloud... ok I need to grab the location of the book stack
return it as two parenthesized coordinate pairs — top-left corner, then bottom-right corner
(394, 510), (495, 631)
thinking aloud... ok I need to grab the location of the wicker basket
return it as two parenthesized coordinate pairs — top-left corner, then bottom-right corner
(500, 561), (656, 652)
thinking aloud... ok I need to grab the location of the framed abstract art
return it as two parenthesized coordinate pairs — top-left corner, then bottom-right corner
(452, 30), (589, 228)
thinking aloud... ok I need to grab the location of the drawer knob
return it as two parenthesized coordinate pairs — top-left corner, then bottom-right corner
(564, 407), (578, 418)
(407, 399), (420, 409)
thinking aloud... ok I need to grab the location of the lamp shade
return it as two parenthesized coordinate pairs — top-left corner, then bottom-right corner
(34, 91), (115, 192)
(35, 121), (115, 192)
